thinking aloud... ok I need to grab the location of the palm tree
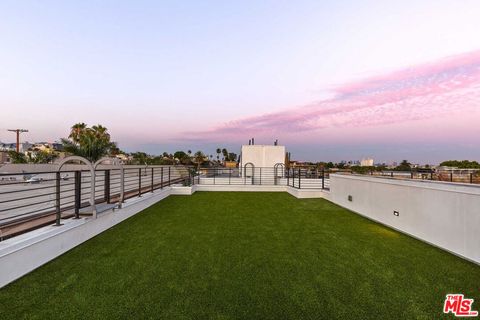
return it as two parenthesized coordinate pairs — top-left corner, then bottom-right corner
(192, 151), (206, 170)
(222, 148), (228, 160)
(69, 123), (87, 143)
(62, 123), (115, 162)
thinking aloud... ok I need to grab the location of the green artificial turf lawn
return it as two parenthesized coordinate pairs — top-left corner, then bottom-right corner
(0, 192), (478, 319)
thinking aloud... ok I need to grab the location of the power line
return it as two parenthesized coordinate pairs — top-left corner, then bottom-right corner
(7, 129), (29, 153)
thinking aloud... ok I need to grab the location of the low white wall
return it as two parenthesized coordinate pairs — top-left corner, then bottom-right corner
(0, 188), (172, 288)
(287, 188), (331, 200)
(330, 174), (480, 264)
(194, 184), (285, 192)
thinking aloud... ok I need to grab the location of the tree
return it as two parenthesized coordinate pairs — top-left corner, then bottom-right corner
(396, 160), (411, 171)
(61, 123), (116, 162)
(440, 160), (480, 169)
(227, 153), (237, 162)
(68, 122), (87, 143)
(7, 151), (27, 164)
(109, 143), (122, 156)
(174, 151), (191, 165)
(131, 152), (151, 165)
(192, 151), (206, 170)
(26, 150), (57, 164)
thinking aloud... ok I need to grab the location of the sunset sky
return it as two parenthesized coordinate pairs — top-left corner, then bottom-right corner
(1, 0), (479, 163)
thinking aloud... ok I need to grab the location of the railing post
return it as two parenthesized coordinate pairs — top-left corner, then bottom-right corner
(74, 171), (81, 219)
(470, 173), (473, 184)
(104, 170), (110, 204)
(138, 168), (142, 197)
(168, 167), (171, 186)
(120, 167), (125, 205)
(292, 168), (295, 188)
(259, 167), (262, 185)
(229, 168), (231, 185)
(151, 167), (154, 192)
(298, 168), (301, 189)
(161, 167), (164, 189)
(450, 172), (453, 182)
(213, 167), (216, 185)
(430, 172), (433, 180)
(411, 171), (414, 179)
(287, 169), (290, 186)
(55, 172), (61, 226)
(322, 169), (325, 190)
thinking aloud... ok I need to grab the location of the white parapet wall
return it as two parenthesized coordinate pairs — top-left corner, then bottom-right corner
(0, 188), (172, 288)
(329, 174), (480, 264)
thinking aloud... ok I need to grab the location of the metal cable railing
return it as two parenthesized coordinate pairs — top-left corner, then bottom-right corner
(194, 167), (331, 190)
(0, 166), (191, 240)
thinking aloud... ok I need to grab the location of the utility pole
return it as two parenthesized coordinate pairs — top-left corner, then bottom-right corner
(7, 129), (29, 153)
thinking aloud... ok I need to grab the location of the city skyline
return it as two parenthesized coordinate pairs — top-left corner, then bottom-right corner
(1, 1), (480, 163)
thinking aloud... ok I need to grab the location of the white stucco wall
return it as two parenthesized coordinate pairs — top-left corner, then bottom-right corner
(0, 188), (172, 288)
(330, 174), (480, 264)
(240, 145), (285, 168)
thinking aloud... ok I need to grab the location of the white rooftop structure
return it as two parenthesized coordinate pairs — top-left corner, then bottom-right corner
(240, 144), (285, 169)
(360, 158), (374, 167)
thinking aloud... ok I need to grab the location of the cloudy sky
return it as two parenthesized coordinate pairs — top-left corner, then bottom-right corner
(1, 0), (479, 163)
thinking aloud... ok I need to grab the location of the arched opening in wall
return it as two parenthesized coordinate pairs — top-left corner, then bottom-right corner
(244, 162), (254, 179)
(274, 163), (285, 185)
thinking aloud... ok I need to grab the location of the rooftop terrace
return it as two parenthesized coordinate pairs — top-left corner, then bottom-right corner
(0, 192), (478, 319)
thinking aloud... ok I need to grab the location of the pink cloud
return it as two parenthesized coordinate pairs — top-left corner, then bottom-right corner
(181, 50), (480, 142)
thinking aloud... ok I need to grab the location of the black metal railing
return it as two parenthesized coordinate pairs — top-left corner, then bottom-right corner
(0, 165), (192, 240)
(360, 170), (480, 184)
(5, 163), (475, 241)
(193, 167), (330, 190)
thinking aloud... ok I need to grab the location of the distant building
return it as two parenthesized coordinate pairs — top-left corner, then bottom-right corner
(0, 143), (16, 152)
(115, 153), (130, 163)
(360, 158), (374, 167)
(52, 142), (64, 151)
(30, 143), (54, 153)
(0, 151), (10, 164)
(0, 142), (32, 153)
